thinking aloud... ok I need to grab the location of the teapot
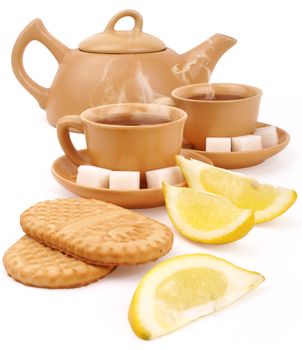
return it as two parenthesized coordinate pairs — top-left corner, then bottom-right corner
(12, 9), (236, 127)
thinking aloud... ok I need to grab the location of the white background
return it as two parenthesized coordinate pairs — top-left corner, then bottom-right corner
(1, 0), (302, 349)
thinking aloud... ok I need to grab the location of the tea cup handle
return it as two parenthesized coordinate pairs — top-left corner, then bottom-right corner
(57, 115), (89, 166)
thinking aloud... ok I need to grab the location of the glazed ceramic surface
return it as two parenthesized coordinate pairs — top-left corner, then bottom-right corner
(56, 103), (187, 173)
(11, 9), (236, 126)
(183, 122), (289, 169)
(51, 149), (213, 209)
(172, 83), (262, 150)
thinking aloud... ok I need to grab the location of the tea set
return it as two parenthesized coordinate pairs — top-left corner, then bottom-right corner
(12, 9), (290, 208)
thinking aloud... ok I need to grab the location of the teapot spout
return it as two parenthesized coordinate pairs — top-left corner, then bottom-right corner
(173, 34), (237, 84)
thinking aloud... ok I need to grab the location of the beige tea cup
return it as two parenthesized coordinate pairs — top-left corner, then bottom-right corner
(170, 83), (262, 150)
(56, 103), (187, 173)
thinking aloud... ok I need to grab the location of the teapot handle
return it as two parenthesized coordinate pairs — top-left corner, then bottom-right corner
(105, 9), (143, 32)
(11, 19), (70, 109)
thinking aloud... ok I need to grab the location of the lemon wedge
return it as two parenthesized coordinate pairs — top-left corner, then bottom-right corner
(128, 253), (264, 340)
(163, 183), (254, 244)
(177, 155), (297, 224)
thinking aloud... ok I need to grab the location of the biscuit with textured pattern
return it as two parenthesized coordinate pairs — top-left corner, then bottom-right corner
(3, 236), (114, 288)
(20, 198), (173, 265)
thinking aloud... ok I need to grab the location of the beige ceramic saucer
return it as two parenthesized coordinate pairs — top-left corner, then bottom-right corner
(51, 149), (212, 209)
(183, 122), (290, 169)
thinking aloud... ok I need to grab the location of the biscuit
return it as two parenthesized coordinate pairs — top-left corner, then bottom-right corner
(3, 236), (114, 289)
(20, 198), (173, 265)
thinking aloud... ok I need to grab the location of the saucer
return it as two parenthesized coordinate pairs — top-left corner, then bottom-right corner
(183, 122), (290, 169)
(51, 149), (213, 209)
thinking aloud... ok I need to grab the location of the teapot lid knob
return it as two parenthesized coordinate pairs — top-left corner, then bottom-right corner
(105, 9), (143, 33)
(79, 9), (166, 54)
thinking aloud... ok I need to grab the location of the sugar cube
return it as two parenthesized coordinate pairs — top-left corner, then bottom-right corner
(76, 165), (111, 188)
(254, 126), (278, 148)
(231, 135), (262, 152)
(206, 137), (231, 152)
(146, 166), (184, 189)
(109, 171), (140, 190)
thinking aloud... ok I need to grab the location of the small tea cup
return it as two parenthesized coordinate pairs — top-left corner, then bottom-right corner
(171, 83), (262, 150)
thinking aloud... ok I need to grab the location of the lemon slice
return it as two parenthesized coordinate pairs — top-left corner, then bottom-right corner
(163, 183), (254, 244)
(128, 253), (264, 340)
(177, 155), (297, 224)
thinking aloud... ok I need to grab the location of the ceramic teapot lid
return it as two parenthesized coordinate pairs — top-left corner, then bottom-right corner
(79, 10), (166, 54)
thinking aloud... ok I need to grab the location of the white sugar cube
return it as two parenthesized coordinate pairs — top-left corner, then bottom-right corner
(254, 126), (278, 148)
(146, 166), (184, 189)
(232, 135), (262, 152)
(109, 171), (140, 190)
(206, 137), (231, 152)
(76, 165), (111, 188)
